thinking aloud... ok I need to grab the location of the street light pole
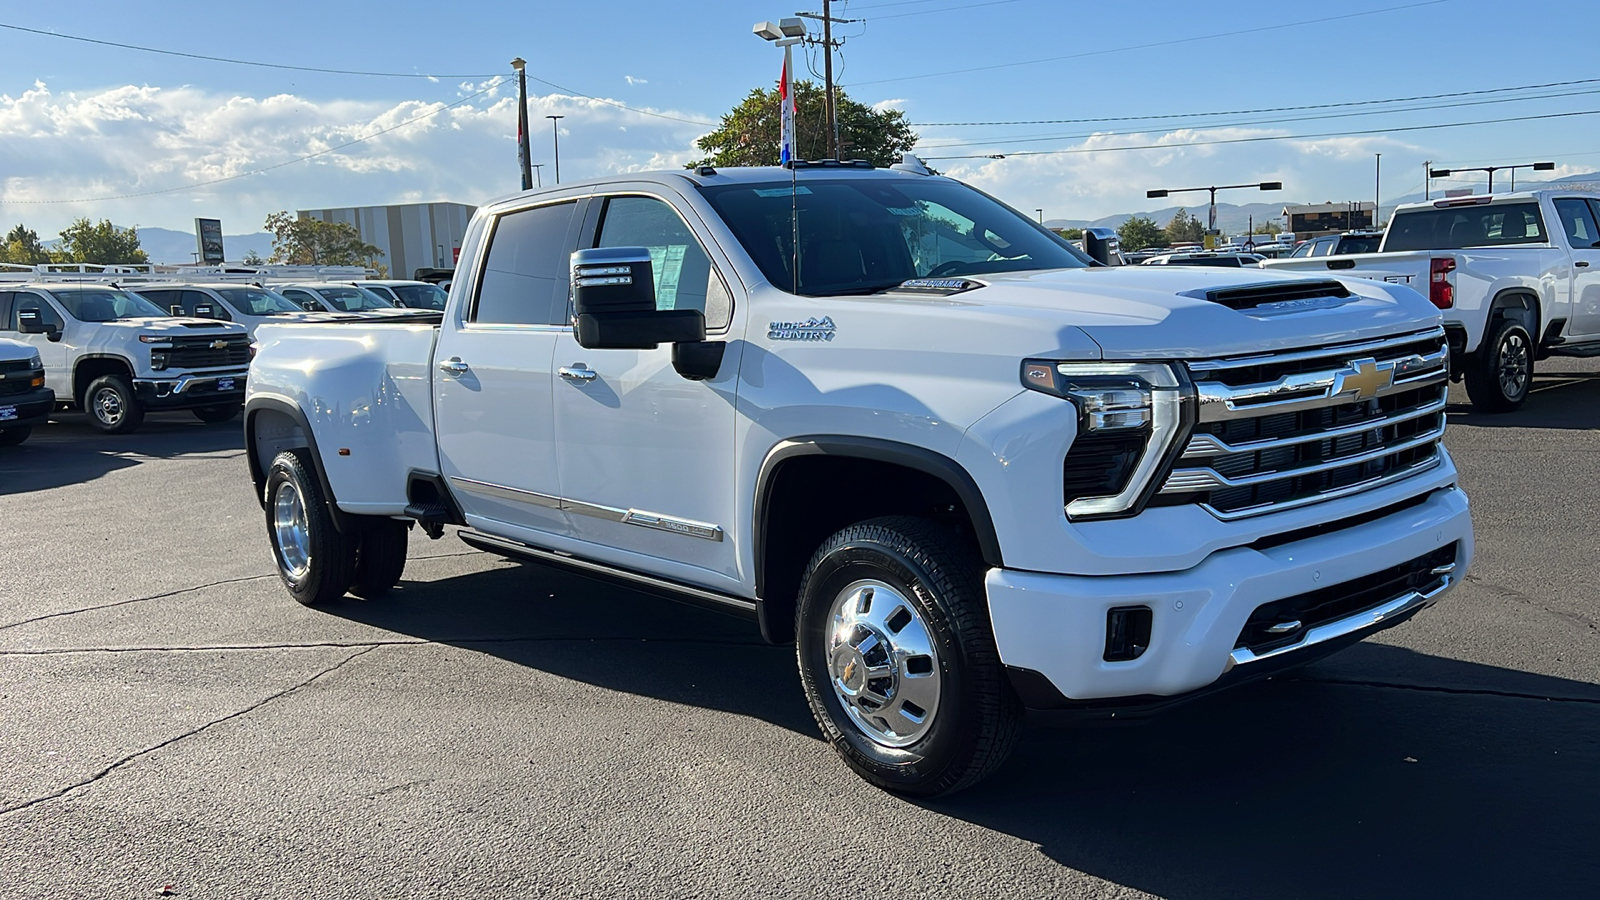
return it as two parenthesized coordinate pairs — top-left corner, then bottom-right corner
(1375, 153), (1382, 228)
(531, 164), (544, 189)
(1148, 181), (1281, 249)
(1036, 208), (1043, 224)
(546, 115), (565, 184)
(1429, 161), (1554, 196)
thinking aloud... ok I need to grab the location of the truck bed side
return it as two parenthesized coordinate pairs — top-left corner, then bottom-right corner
(247, 321), (442, 515)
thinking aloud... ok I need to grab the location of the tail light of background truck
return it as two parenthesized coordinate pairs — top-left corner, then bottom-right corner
(1429, 257), (1455, 309)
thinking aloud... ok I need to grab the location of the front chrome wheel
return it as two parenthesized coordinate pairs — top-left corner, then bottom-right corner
(92, 386), (125, 427)
(827, 579), (942, 748)
(273, 480), (312, 580)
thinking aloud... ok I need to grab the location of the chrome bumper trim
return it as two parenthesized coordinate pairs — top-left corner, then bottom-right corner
(1227, 573), (1454, 669)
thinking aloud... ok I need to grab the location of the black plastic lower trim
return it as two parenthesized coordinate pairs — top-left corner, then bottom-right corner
(0, 386), (56, 428)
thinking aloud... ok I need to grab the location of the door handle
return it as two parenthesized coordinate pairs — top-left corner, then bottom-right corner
(559, 364), (598, 384)
(1577, 261), (1591, 268)
(438, 357), (470, 376)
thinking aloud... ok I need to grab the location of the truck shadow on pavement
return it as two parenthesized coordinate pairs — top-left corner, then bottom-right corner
(333, 555), (1598, 899)
(1447, 370), (1600, 430)
(0, 413), (244, 496)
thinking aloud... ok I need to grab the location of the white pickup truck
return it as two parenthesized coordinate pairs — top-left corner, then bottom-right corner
(1262, 190), (1600, 411)
(246, 163), (1473, 795)
(0, 279), (251, 432)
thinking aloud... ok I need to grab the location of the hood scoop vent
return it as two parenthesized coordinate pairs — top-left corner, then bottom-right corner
(178, 321), (229, 329)
(894, 278), (982, 296)
(1183, 280), (1353, 311)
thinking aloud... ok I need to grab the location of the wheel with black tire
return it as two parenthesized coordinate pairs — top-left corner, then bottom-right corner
(349, 518), (410, 599)
(1465, 318), (1533, 412)
(796, 516), (1022, 797)
(0, 426), (31, 447)
(192, 403), (241, 424)
(84, 375), (144, 434)
(264, 449), (355, 606)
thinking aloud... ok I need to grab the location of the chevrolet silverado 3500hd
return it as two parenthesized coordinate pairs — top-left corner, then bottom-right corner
(245, 162), (1473, 795)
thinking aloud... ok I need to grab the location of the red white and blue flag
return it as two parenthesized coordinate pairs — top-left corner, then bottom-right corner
(779, 57), (795, 166)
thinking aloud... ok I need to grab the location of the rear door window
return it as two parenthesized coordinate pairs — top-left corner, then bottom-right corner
(1554, 198), (1600, 248)
(473, 201), (579, 325)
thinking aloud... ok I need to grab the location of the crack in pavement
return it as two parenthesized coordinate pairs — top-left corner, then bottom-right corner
(1290, 675), (1600, 705)
(0, 646), (377, 818)
(0, 550), (484, 632)
(0, 636), (777, 656)
(1464, 574), (1600, 636)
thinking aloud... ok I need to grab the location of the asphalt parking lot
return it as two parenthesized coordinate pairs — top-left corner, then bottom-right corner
(1, 362), (1597, 900)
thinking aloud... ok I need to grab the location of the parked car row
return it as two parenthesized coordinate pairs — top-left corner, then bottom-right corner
(0, 266), (448, 438)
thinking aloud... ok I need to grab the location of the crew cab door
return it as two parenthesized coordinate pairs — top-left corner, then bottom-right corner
(1552, 197), (1600, 338)
(0, 291), (70, 395)
(433, 199), (583, 539)
(550, 191), (745, 590)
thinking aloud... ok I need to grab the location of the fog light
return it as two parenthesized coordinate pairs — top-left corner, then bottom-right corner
(1104, 606), (1153, 661)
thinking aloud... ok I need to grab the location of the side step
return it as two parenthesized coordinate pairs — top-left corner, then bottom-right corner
(404, 501), (457, 539)
(456, 529), (758, 621)
(1545, 341), (1600, 358)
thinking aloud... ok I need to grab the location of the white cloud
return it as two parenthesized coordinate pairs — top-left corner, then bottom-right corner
(872, 98), (907, 112)
(0, 81), (710, 236)
(624, 75), (648, 86)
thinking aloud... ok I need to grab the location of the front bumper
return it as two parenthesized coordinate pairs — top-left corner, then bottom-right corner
(986, 485), (1472, 707)
(0, 385), (56, 428)
(133, 370), (247, 410)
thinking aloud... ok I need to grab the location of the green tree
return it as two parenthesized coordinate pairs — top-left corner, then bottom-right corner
(264, 212), (384, 267)
(1164, 209), (1205, 245)
(1253, 221), (1283, 235)
(52, 218), (149, 264)
(241, 248), (265, 265)
(1054, 227), (1084, 241)
(0, 224), (52, 265)
(1116, 215), (1166, 251)
(689, 80), (917, 168)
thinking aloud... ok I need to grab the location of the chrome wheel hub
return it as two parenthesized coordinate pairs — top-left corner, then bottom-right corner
(272, 481), (312, 580)
(92, 387), (123, 426)
(827, 579), (941, 748)
(1498, 331), (1530, 399)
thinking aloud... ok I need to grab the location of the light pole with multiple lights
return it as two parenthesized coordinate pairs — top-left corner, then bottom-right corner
(1430, 161), (1554, 194)
(1147, 181), (1282, 247)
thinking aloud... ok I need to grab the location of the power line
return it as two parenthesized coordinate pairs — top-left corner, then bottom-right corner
(910, 77), (1600, 127)
(0, 20), (717, 128)
(0, 79), (506, 205)
(920, 109), (1600, 159)
(867, 0), (1023, 19)
(0, 21), (499, 79)
(852, 0), (1456, 85)
(913, 86), (1600, 150)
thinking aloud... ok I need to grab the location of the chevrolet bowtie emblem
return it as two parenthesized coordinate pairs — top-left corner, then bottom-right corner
(211, 340), (228, 349)
(1334, 358), (1392, 401)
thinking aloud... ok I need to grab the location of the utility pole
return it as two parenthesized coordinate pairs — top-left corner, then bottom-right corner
(799, 4), (858, 160)
(1375, 153), (1381, 229)
(1424, 160), (1431, 200)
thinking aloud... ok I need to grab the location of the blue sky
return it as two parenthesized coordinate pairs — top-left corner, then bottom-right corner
(2, 0), (1597, 238)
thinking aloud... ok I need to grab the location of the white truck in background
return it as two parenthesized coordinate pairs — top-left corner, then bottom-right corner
(245, 163), (1472, 795)
(1261, 191), (1600, 411)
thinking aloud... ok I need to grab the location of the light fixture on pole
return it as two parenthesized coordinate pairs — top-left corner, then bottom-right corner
(1147, 181), (1282, 248)
(511, 57), (533, 191)
(546, 115), (565, 184)
(531, 164), (544, 189)
(754, 18), (806, 166)
(1036, 208), (1043, 224)
(1429, 161), (1554, 194)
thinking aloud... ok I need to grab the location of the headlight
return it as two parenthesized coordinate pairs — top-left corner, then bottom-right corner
(27, 353), (42, 371)
(1022, 360), (1191, 520)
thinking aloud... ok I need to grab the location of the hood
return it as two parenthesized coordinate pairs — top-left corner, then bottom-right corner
(115, 317), (249, 335)
(944, 267), (1440, 359)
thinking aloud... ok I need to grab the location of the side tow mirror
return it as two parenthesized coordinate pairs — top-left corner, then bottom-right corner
(1082, 227), (1123, 266)
(16, 309), (60, 341)
(570, 247), (705, 350)
(193, 304), (216, 318)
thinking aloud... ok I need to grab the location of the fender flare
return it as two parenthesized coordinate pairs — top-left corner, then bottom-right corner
(752, 434), (1005, 601)
(245, 397), (352, 533)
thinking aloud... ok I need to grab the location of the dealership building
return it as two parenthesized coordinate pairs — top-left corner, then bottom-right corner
(295, 201), (476, 279)
(1282, 202), (1376, 239)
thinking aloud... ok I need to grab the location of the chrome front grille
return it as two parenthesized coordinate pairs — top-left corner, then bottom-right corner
(1160, 327), (1449, 519)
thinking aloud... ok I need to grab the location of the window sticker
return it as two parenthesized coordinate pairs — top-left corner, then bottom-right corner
(649, 245), (688, 309)
(754, 187), (812, 198)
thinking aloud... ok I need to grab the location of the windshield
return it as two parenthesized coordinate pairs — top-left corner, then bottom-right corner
(1335, 235), (1382, 254)
(315, 286), (394, 312)
(216, 287), (303, 316)
(1384, 202), (1547, 252)
(391, 283), (448, 310)
(51, 288), (168, 322)
(699, 177), (1092, 296)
